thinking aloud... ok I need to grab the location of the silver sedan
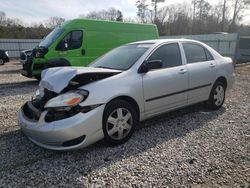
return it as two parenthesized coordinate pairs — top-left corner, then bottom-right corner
(18, 39), (235, 150)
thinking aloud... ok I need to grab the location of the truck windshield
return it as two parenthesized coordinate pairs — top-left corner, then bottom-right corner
(39, 27), (64, 48)
(90, 44), (153, 70)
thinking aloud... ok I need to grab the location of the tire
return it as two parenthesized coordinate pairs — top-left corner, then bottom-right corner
(0, 59), (5, 65)
(103, 99), (138, 146)
(206, 81), (226, 110)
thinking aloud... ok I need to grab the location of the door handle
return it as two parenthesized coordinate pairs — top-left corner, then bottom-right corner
(179, 69), (187, 74)
(209, 63), (216, 68)
(81, 49), (85, 55)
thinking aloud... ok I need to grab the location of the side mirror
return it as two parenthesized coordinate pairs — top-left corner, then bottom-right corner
(138, 60), (162, 73)
(56, 40), (68, 51)
(64, 42), (68, 49)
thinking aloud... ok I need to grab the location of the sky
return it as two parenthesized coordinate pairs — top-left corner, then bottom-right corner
(0, 0), (138, 24)
(0, 0), (249, 25)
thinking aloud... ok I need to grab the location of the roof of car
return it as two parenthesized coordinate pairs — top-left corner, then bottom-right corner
(129, 38), (222, 59)
(130, 38), (201, 45)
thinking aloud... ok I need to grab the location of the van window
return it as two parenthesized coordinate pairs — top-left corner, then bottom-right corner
(57, 30), (83, 51)
(39, 27), (64, 48)
(148, 43), (182, 68)
(183, 43), (207, 63)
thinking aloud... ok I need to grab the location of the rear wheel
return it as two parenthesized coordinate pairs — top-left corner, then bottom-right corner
(103, 100), (138, 146)
(0, 59), (5, 65)
(206, 81), (226, 110)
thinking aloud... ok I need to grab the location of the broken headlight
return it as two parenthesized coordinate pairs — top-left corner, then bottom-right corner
(35, 87), (44, 99)
(44, 90), (89, 109)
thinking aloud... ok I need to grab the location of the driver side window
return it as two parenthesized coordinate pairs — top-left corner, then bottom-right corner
(56, 30), (83, 51)
(148, 43), (182, 68)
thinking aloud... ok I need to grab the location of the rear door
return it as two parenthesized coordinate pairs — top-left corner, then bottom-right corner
(182, 42), (217, 104)
(142, 43), (188, 116)
(56, 30), (85, 66)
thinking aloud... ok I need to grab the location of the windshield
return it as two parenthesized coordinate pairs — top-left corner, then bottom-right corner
(90, 44), (152, 70)
(39, 27), (64, 47)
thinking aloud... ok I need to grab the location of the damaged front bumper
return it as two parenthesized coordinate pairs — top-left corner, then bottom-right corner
(18, 102), (105, 151)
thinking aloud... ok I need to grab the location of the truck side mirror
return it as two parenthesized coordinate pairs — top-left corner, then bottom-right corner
(64, 42), (68, 49)
(56, 40), (68, 51)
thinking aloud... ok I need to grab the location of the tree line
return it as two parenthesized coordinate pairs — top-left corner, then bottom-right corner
(136, 0), (250, 35)
(0, 12), (59, 39)
(0, 0), (249, 39)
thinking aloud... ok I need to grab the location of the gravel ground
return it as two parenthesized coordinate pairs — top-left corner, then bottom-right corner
(0, 61), (249, 187)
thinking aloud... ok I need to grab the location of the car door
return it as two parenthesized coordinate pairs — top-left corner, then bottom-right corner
(182, 42), (217, 104)
(142, 43), (189, 116)
(56, 30), (85, 66)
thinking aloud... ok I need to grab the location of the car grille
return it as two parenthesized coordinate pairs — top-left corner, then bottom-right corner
(20, 52), (26, 61)
(23, 89), (84, 123)
(20, 51), (34, 76)
(33, 63), (47, 70)
(23, 89), (58, 121)
(22, 59), (31, 70)
(33, 89), (58, 110)
(22, 102), (40, 121)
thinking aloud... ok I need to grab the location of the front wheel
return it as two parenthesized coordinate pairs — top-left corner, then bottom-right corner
(103, 100), (138, 146)
(206, 81), (226, 110)
(0, 59), (5, 65)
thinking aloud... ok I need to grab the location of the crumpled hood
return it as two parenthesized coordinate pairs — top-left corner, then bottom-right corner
(39, 66), (121, 93)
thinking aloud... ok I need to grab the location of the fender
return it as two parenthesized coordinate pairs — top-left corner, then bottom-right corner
(33, 58), (71, 72)
(47, 58), (71, 68)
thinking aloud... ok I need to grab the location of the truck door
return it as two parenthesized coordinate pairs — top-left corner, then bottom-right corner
(56, 30), (85, 66)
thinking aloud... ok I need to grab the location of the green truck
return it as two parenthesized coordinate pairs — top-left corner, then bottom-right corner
(20, 19), (159, 79)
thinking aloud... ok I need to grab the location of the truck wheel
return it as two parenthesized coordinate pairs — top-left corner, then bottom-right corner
(103, 100), (138, 146)
(0, 59), (5, 65)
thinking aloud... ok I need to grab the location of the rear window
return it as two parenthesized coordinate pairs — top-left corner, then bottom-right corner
(183, 43), (211, 63)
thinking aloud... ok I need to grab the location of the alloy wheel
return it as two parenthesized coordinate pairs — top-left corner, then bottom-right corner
(214, 85), (225, 106)
(106, 108), (133, 140)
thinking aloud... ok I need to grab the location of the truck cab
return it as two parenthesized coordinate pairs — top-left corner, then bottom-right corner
(20, 19), (159, 79)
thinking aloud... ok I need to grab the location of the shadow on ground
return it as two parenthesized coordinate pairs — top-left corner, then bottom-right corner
(0, 69), (22, 74)
(0, 80), (38, 97)
(0, 80), (38, 88)
(0, 104), (226, 184)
